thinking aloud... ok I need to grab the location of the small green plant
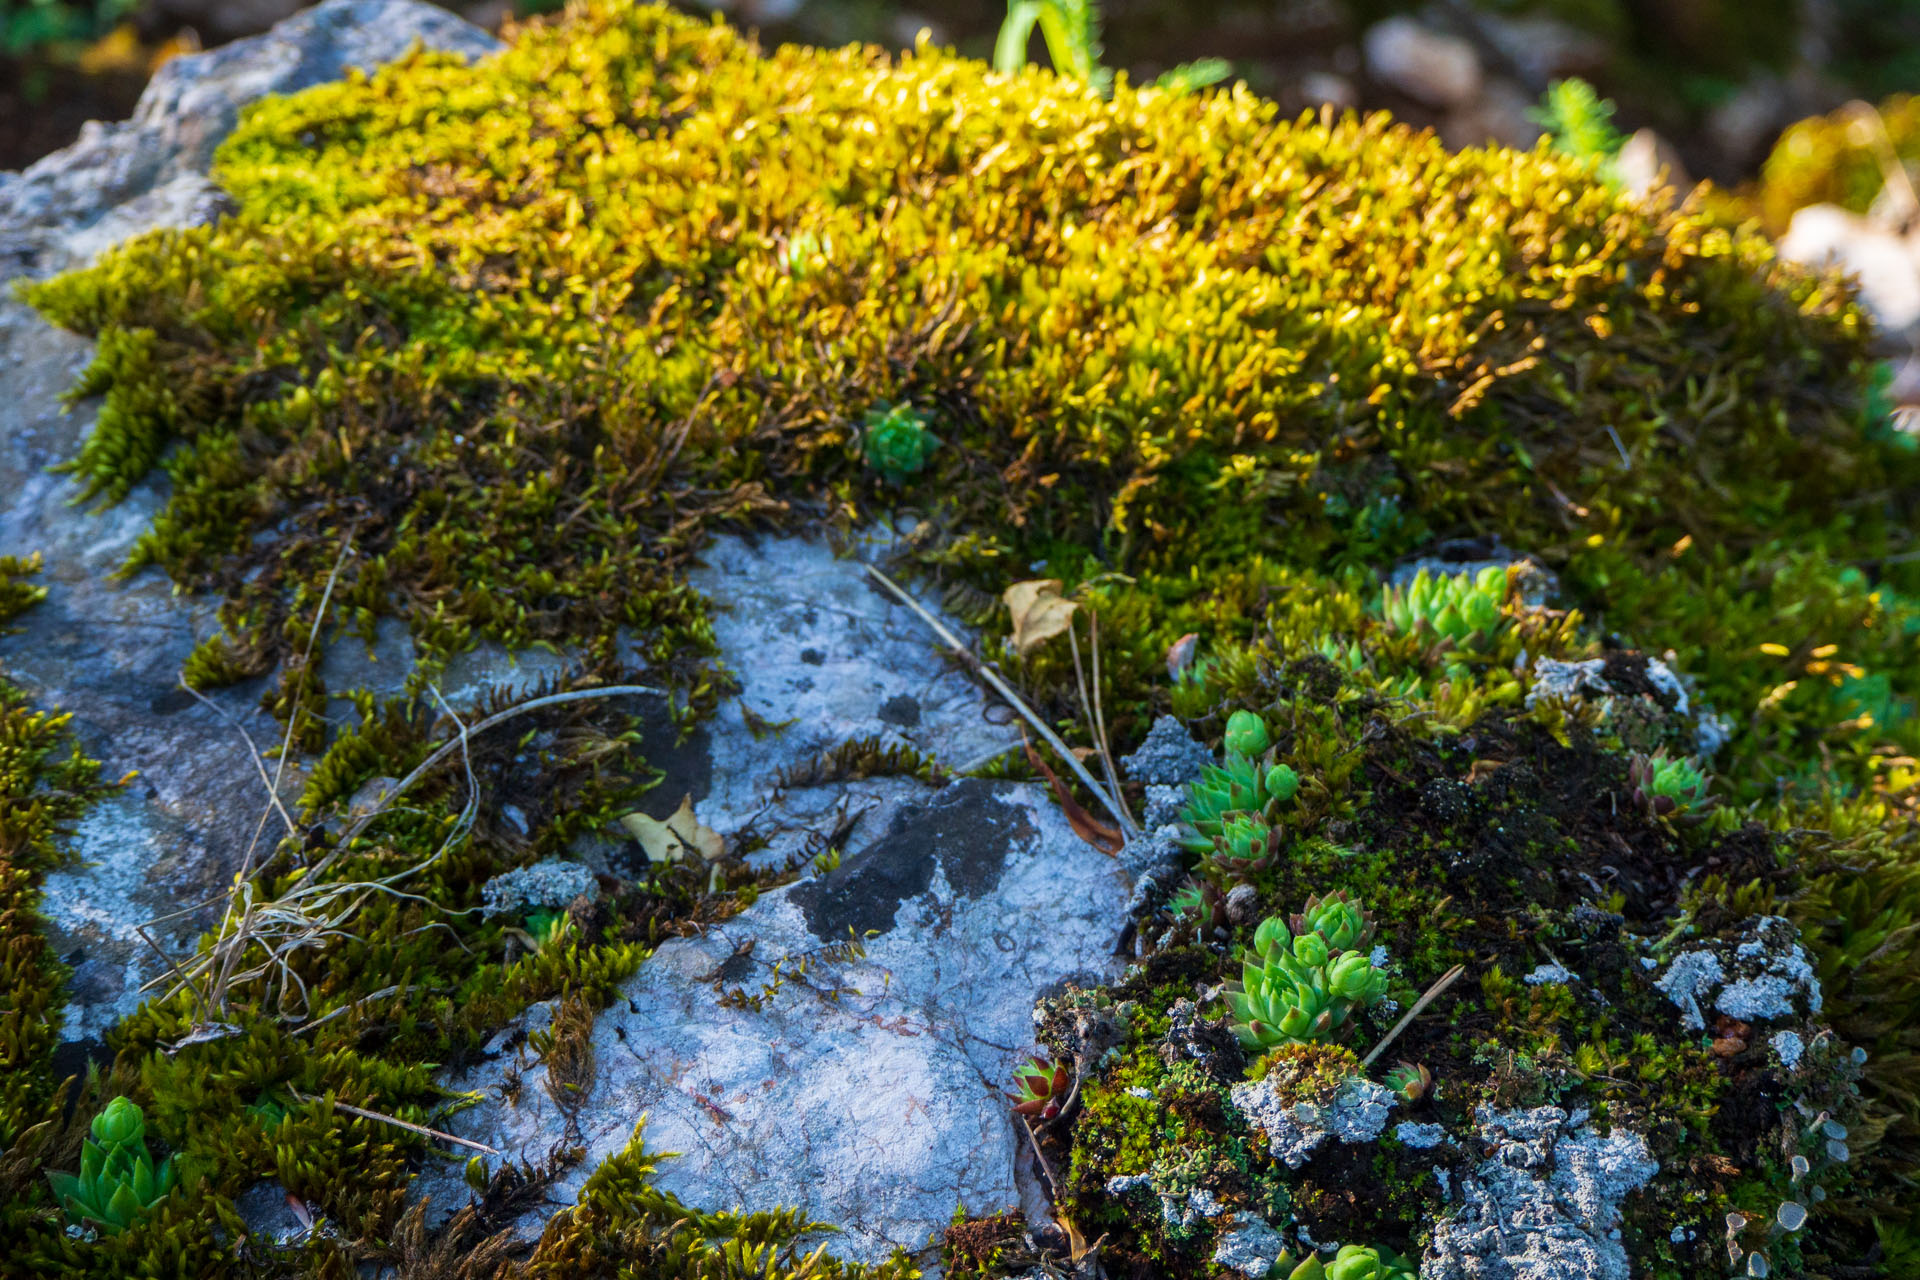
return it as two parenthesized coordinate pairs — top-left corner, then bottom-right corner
(1528, 77), (1627, 172)
(47, 1097), (177, 1235)
(1008, 1055), (1070, 1119)
(1281, 1243), (1418, 1280)
(1201, 810), (1276, 881)
(993, 0), (1228, 97)
(1383, 1061), (1432, 1103)
(780, 229), (830, 279)
(523, 908), (573, 951)
(1378, 566), (1508, 644)
(1177, 713), (1300, 855)
(1629, 750), (1711, 816)
(1226, 899), (1389, 1053)
(860, 403), (940, 485)
(1166, 877), (1219, 931)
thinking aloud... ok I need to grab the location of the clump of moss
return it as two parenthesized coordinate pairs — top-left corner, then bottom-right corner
(1757, 95), (1920, 233)
(8, 0), (1920, 1272)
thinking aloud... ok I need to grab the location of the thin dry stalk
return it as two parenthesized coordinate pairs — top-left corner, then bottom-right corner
(316, 682), (667, 874)
(1086, 612), (1134, 829)
(287, 1086), (499, 1155)
(1362, 962), (1466, 1067)
(867, 565), (1137, 837)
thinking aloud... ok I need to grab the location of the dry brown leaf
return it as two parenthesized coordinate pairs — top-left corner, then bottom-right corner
(1165, 632), (1199, 680)
(1023, 739), (1122, 856)
(1004, 579), (1079, 656)
(619, 795), (725, 863)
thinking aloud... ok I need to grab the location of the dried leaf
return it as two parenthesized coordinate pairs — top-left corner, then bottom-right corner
(619, 795), (725, 863)
(1165, 632), (1199, 679)
(1023, 739), (1122, 856)
(1004, 579), (1078, 656)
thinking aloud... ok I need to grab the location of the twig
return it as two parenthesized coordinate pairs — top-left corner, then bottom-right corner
(208, 527), (359, 1011)
(1362, 962), (1466, 1068)
(315, 683), (667, 875)
(287, 1086), (499, 1155)
(291, 984), (405, 1036)
(1087, 611), (1135, 830)
(174, 678), (297, 839)
(866, 565), (1136, 836)
(1020, 1114), (1061, 1202)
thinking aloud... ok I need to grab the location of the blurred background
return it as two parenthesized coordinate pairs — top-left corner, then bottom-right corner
(6, 0), (1920, 242)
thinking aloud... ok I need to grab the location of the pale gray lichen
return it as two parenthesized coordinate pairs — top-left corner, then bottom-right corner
(478, 858), (596, 918)
(1122, 715), (1215, 786)
(1231, 1075), (1395, 1169)
(1211, 1214), (1288, 1278)
(1396, 1121), (1448, 1149)
(1656, 950), (1726, 1032)
(1524, 962), (1575, 986)
(1771, 1030), (1805, 1070)
(1660, 917), (1823, 1032)
(1423, 1106), (1657, 1280)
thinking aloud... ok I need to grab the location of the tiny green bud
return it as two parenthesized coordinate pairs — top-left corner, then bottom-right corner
(1265, 763), (1301, 803)
(1223, 709), (1270, 758)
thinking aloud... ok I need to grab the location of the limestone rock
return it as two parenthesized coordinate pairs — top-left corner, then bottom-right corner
(1363, 17), (1482, 109)
(427, 779), (1131, 1264)
(1778, 203), (1920, 343)
(0, 0), (501, 279)
(0, 0), (502, 1051)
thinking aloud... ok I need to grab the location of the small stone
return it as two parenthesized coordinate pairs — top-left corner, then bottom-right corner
(1363, 17), (1481, 108)
(1615, 129), (1691, 201)
(1779, 205), (1920, 341)
(1224, 883), (1261, 926)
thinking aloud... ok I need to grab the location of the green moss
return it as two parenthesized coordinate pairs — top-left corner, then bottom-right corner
(0, 555), (114, 1148)
(8, 0), (1920, 1272)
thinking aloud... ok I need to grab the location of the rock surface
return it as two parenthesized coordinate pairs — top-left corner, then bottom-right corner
(0, 0), (503, 1052)
(1363, 17), (1482, 109)
(432, 774), (1130, 1264)
(0, 0), (499, 279)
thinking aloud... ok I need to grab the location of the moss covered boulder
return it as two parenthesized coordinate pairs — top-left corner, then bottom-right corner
(3, 0), (1919, 1276)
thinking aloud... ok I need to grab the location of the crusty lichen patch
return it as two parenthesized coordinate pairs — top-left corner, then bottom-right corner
(9, 0), (1920, 1272)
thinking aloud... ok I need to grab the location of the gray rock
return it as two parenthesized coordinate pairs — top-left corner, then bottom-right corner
(429, 778), (1130, 1265)
(0, 0), (501, 280)
(1423, 1106), (1656, 1280)
(1363, 17), (1482, 109)
(1441, 78), (1542, 152)
(0, 0), (502, 1049)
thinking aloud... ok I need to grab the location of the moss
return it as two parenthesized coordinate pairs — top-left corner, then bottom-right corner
(7, 0), (1920, 1272)
(1757, 95), (1920, 233)
(0, 555), (115, 1149)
